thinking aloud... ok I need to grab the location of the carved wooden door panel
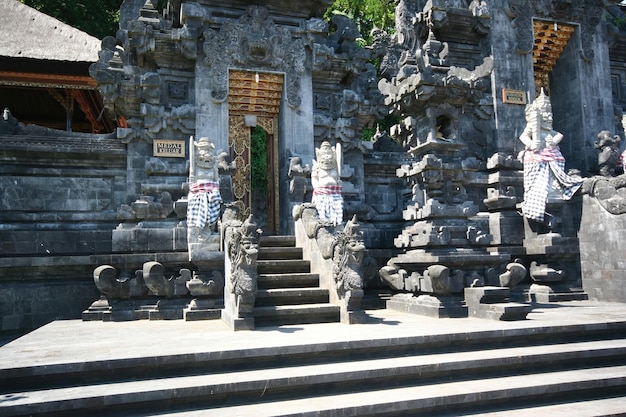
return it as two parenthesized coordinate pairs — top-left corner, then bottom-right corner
(228, 70), (283, 234)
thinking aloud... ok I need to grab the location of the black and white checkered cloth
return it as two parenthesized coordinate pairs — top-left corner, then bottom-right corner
(312, 185), (344, 225)
(187, 181), (222, 228)
(521, 147), (582, 222)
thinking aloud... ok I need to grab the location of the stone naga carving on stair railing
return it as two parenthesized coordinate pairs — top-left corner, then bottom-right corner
(333, 216), (366, 294)
(294, 203), (373, 324)
(221, 212), (262, 330)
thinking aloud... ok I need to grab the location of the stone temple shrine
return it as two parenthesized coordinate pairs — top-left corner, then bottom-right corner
(1, 0), (626, 331)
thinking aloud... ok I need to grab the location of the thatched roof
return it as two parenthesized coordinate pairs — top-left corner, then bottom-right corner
(0, 0), (100, 63)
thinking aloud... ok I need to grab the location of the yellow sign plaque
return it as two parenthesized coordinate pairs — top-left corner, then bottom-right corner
(502, 89), (527, 105)
(153, 140), (185, 158)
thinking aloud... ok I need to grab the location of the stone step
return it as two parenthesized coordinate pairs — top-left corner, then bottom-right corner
(257, 246), (303, 260)
(174, 366), (626, 417)
(2, 339), (625, 416)
(255, 236), (335, 326)
(257, 259), (310, 274)
(4, 320), (625, 391)
(257, 273), (320, 289)
(464, 397), (626, 417)
(253, 303), (341, 326)
(255, 288), (330, 306)
(259, 235), (296, 247)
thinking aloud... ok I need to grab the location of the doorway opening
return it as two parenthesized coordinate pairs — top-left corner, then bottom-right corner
(532, 20), (585, 168)
(250, 126), (271, 230)
(228, 70), (283, 235)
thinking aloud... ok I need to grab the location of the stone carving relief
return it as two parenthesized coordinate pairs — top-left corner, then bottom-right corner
(89, 1), (197, 144)
(582, 130), (626, 214)
(312, 13), (386, 151)
(394, 0), (423, 53)
(288, 157), (311, 204)
(582, 174), (626, 215)
(294, 204), (375, 321)
(224, 214), (262, 318)
(93, 265), (147, 299)
(332, 215), (366, 296)
(92, 263), (222, 300)
(203, 5), (306, 107)
(594, 130), (622, 177)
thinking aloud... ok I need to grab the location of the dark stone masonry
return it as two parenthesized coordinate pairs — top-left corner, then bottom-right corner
(1, 0), (626, 332)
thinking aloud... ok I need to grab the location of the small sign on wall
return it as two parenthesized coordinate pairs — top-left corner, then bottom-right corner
(502, 89), (527, 105)
(153, 139), (185, 158)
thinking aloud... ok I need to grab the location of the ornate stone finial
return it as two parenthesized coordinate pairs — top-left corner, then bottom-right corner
(240, 214), (262, 244)
(344, 214), (360, 236)
(529, 88), (551, 113)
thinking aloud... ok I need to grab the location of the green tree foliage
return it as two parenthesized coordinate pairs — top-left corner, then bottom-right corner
(20, 0), (395, 44)
(325, 0), (395, 44)
(325, 0), (398, 141)
(19, 0), (123, 39)
(250, 126), (268, 193)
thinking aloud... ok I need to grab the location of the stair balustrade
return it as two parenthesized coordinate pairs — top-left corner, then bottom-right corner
(293, 203), (371, 324)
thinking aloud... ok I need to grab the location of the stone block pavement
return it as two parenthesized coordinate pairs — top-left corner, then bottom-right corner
(2, 300), (626, 416)
(2, 300), (626, 373)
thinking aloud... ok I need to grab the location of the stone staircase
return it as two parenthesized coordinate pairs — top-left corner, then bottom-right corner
(2, 318), (626, 416)
(253, 235), (340, 326)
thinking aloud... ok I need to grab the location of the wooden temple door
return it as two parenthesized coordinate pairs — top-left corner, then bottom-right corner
(228, 70), (283, 234)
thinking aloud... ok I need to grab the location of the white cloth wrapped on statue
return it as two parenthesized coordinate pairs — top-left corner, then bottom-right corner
(187, 181), (222, 228)
(521, 146), (582, 222)
(312, 184), (343, 225)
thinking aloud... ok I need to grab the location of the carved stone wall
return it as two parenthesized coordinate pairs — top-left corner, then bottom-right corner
(496, 1), (614, 174)
(580, 179), (626, 302)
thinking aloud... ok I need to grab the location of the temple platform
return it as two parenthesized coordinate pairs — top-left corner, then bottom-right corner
(1, 300), (626, 416)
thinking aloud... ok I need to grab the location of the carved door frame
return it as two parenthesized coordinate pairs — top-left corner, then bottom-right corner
(228, 70), (283, 234)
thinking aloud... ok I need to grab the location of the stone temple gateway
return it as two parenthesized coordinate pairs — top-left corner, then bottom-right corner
(1, 0), (626, 331)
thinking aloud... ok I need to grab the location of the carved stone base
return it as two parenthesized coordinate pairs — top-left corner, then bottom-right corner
(81, 296), (113, 321)
(83, 297), (223, 321)
(464, 286), (531, 321)
(340, 290), (367, 324)
(148, 298), (189, 320)
(82, 297), (159, 321)
(221, 308), (255, 331)
(188, 240), (220, 262)
(527, 283), (588, 303)
(386, 293), (467, 318)
(183, 298), (223, 321)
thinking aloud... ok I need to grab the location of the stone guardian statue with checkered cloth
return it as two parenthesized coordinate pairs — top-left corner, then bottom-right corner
(187, 137), (223, 244)
(519, 90), (582, 223)
(311, 141), (343, 226)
